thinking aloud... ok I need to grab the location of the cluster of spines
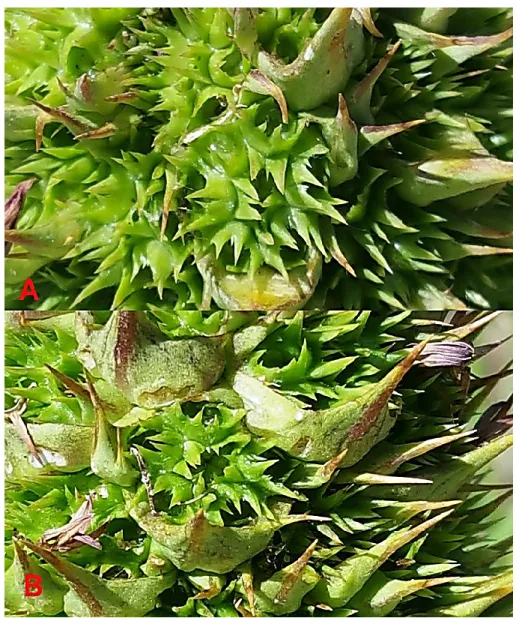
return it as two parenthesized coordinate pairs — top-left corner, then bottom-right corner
(5, 9), (513, 310)
(4, 310), (513, 616)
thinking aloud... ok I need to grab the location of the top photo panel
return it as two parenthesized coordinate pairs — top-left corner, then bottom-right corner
(5, 8), (513, 311)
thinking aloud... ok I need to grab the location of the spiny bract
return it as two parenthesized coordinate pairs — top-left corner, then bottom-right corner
(4, 309), (513, 617)
(4, 8), (514, 310)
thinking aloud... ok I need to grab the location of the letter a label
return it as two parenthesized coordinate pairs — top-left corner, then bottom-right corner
(19, 278), (39, 301)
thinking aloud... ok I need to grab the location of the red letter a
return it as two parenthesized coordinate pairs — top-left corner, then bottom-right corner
(19, 278), (39, 301)
(25, 573), (43, 596)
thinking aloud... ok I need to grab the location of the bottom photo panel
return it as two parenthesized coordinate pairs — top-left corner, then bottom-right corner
(5, 310), (513, 618)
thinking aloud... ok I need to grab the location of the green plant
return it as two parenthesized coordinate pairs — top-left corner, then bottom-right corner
(5, 309), (513, 616)
(4, 8), (513, 310)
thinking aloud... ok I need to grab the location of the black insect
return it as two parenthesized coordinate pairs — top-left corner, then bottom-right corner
(259, 534), (291, 573)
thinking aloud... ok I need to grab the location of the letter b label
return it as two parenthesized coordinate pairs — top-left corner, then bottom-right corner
(25, 574), (42, 597)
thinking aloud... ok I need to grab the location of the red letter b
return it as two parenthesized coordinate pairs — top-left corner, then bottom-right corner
(25, 574), (42, 597)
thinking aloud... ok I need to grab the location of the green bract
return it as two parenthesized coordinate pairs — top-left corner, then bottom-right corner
(4, 8), (513, 310)
(4, 309), (513, 616)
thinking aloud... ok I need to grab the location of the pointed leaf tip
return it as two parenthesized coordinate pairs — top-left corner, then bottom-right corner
(356, 8), (383, 38)
(360, 118), (425, 153)
(243, 70), (289, 124)
(313, 506), (454, 608)
(257, 8), (359, 111)
(277, 540), (318, 604)
(475, 397), (513, 443)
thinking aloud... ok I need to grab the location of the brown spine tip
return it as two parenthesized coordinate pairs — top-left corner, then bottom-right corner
(13, 538), (31, 571)
(475, 397), (513, 443)
(19, 538), (104, 616)
(321, 448), (348, 478)
(361, 118), (426, 137)
(242, 571), (256, 616)
(357, 8), (383, 38)
(77, 74), (93, 104)
(188, 509), (208, 555)
(74, 122), (117, 141)
(114, 311), (138, 391)
(277, 540), (318, 603)
(193, 585), (221, 600)
(7, 404), (44, 467)
(328, 229), (356, 276)
(353, 39), (401, 101)
(56, 76), (72, 98)
(105, 91), (138, 103)
(45, 364), (90, 400)
(84, 372), (102, 409)
(347, 338), (430, 443)
(446, 311), (502, 340)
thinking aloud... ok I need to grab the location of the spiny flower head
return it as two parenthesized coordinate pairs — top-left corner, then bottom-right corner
(5, 310), (513, 616)
(4, 8), (514, 310)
